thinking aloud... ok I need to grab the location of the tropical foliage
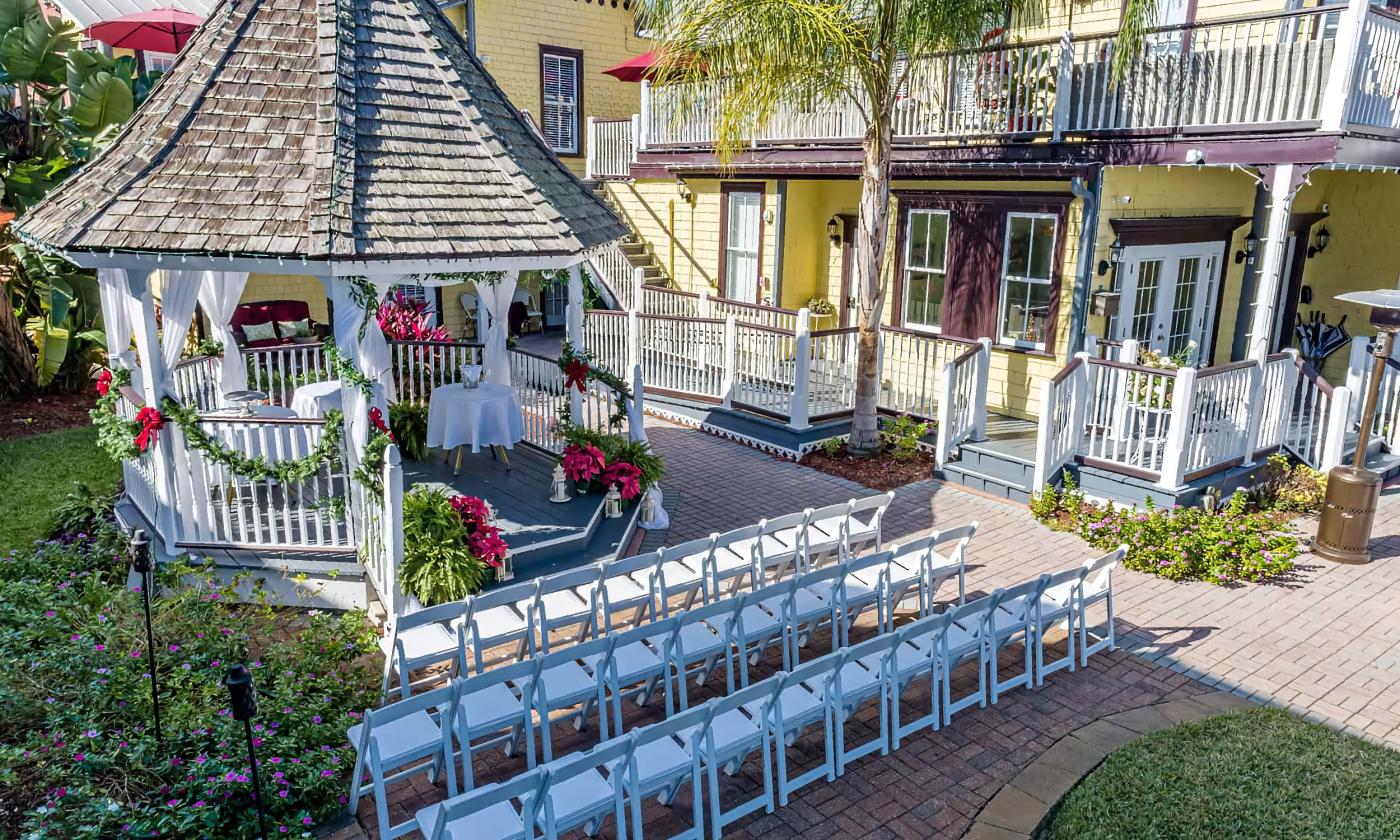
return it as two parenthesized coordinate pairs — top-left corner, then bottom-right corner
(376, 288), (451, 342)
(398, 487), (502, 605)
(0, 0), (163, 396)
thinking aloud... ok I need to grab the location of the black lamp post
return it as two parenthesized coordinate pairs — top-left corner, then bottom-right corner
(224, 664), (269, 840)
(130, 529), (163, 748)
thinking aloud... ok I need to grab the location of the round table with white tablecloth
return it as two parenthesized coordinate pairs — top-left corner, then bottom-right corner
(290, 379), (343, 419)
(426, 383), (525, 457)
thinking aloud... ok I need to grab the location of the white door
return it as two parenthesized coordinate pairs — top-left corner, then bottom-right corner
(1115, 243), (1221, 360)
(723, 190), (762, 303)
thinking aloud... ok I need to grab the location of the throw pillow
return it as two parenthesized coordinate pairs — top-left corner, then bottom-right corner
(277, 318), (312, 338)
(241, 321), (278, 343)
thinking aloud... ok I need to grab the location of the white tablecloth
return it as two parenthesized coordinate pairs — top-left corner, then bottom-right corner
(291, 379), (343, 419)
(426, 383), (524, 453)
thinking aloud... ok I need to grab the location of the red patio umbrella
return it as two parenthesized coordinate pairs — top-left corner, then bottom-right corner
(602, 50), (660, 83)
(87, 8), (203, 55)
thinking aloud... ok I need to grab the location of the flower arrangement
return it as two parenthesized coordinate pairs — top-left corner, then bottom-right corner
(559, 425), (662, 503)
(399, 487), (505, 605)
(806, 297), (835, 316)
(1030, 472), (1298, 583)
(0, 515), (378, 838)
(1128, 341), (1197, 409)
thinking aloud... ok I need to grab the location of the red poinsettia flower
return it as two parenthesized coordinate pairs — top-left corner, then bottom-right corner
(450, 494), (492, 530)
(564, 358), (590, 394)
(468, 527), (508, 568)
(95, 369), (112, 397)
(133, 406), (164, 453)
(561, 443), (605, 483)
(603, 461), (643, 501)
(367, 406), (395, 442)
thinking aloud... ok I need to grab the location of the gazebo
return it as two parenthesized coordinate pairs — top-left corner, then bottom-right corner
(15, 0), (643, 613)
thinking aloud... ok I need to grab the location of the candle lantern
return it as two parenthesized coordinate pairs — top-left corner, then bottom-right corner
(549, 464), (570, 503)
(604, 484), (623, 518)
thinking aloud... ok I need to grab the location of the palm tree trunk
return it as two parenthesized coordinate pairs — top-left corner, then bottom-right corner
(846, 107), (895, 456)
(0, 296), (38, 396)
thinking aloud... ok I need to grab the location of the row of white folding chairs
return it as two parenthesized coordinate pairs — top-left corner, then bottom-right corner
(412, 547), (1125, 840)
(380, 492), (896, 701)
(350, 529), (967, 840)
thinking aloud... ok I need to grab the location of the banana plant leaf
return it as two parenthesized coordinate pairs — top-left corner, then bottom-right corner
(0, 14), (77, 86)
(0, 0), (38, 51)
(69, 70), (133, 135)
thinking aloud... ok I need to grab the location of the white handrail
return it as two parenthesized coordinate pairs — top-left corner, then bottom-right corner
(1032, 352), (1089, 490)
(934, 340), (989, 467)
(585, 117), (634, 179)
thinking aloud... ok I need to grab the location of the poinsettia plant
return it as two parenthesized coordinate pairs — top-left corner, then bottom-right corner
(399, 487), (508, 605)
(558, 425), (662, 503)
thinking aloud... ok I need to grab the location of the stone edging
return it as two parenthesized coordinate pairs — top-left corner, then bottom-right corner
(961, 690), (1256, 840)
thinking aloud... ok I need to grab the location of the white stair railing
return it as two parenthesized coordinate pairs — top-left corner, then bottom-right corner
(584, 117), (634, 179)
(934, 339), (990, 467)
(1032, 352), (1089, 490)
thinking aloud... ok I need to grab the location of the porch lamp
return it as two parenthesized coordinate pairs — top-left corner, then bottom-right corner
(1308, 227), (1331, 258)
(130, 529), (163, 748)
(1314, 289), (1400, 564)
(827, 217), (841, 246)
(1098, 237), (1124, 276)
(224, 664), (270, 840)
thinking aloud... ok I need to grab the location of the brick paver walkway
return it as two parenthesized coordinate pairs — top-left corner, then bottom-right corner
(331, 419), (1400, 839)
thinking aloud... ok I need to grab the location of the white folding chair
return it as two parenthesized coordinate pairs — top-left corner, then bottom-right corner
(940, 592), (1003, 724)
(920, 523), (976, 612)
(802, 501), (850, 568)
(417, 765), (549, 840)
(348, 682), (461, 840)
(748, 655), (839, 806)
(729, 582), (792, 685)
(1027, 565), (1090, 685)
(536, 737), (632, 839)
(518, 566), (603, 648)
(524, 631), (617, 762)
(786, 561), (844, 657)
(676, 679), (779, 838)
(986, 576), (1051, 703)
(656, 535), (716, 611)
(707, 524), (762, 596)
(599, 550), (665, 628)
(831, 632), (900, 773)
(657, 597), (738, 701)
(613, 702), (712, 840)
(1078, 547), (1124, 665)
(880, 611), (954, 749)
(832, 549), (896, 646)
(457, 585), (532, 673)
(747, 511), (811, 583)
(448, 657), (538, 787)
(585, 615), (672, 712)
(808, 492), (893, 560)
(380, 601), (463, 703)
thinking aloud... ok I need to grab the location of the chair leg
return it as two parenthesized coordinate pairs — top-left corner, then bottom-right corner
(378, 654), (395, 704)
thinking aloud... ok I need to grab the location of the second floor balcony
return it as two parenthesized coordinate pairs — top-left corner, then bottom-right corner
(588, 1), (1400, 177)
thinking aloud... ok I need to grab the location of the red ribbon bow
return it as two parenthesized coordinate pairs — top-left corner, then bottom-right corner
(95, 369), (113, 397)
(134, 406), (164, 453)
(564, 358), (590, 394)
(368, 406), (395, 441)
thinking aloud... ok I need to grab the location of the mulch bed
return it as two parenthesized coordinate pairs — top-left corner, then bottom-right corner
(0, 391), (95, 442)
(799, 443), (935, 491)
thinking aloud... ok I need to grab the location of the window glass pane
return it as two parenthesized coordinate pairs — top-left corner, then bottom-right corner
(1006, 215), (1032, 277)
(906, 211), (948, 271)
(1028, 217), (1056, 280)
(905, 272), (928, 326)
(908, 212), (929, 267)
(1001, 279), (1052, 345)
(541, 52), (578, 153)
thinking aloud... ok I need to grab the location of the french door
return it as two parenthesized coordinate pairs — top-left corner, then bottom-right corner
(1115, 243), (1221, 360)
(722, 188), (763, 303)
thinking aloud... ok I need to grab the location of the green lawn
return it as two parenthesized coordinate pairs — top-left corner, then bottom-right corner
(0, 426), (119, 550)
(1042, 707), (1400, 840)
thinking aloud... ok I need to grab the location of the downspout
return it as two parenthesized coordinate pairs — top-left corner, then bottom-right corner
(1067, 167), (1102, 356)
(1230, 180), (1269, 362)
(771, 179), (788, 306)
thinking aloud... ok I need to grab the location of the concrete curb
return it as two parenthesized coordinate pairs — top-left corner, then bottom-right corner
(961, 690), (1256, 840)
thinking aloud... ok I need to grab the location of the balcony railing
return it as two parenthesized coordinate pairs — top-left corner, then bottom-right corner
(609, 2), (1400, 163)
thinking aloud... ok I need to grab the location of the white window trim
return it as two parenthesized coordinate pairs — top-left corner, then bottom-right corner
(901, 208), (950, 334)
(541, 49), (581, 155)
(997, 211), (1058, 351)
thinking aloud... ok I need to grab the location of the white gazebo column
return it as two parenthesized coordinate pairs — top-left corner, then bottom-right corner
(1247, 163), (1303, 361)
(125, 269), (183, 553)
(566, 262), (585, 352)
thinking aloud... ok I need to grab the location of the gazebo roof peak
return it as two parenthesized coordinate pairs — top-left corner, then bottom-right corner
(16, 0), (625, 271)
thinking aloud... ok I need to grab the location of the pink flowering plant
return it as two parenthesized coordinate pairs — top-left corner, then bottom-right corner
(376, 288), (451, 343)
(557, 425), (662, 503)
(399, 487), (505, 605)
(1030, 472), (1298, 584)
(0, 512), (378, 838)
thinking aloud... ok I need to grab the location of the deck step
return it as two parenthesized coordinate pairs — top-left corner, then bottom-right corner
(938, 461), (1031, 505)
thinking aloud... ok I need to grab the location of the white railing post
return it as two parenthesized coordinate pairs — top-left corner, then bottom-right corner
(626, 309), (641, 377)
(1051, 30), (1074, 141)
(935, 360), (956, 468)
(1033, 377), (1057, 491)
(1321, 0), (1371, 131)
(631, 267), (646, 312)
(628, 364), (649, 444)
(1346, 335), (1370, 424)
(698, 290), (711, 319)
(630, 114), (641, 162)
(1239, 358), (1267, 465)
(382, 444), (407, 622)
(585, 116), (597, 180)
(972, 337), (992, 440)
(721, 314), (738, 408)
(1069, 351), (1091, 454)
(1158, 366), (1197, 489)
(1118, 338), (1139, 364)
(1322, 385), (1353, 470)
(639, 80), (651, 149)
(789, 308), (812, 429)
(1084, 334), (1099, 358)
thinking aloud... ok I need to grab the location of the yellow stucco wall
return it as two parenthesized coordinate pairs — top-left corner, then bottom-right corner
(1011, 0), (1301, 41)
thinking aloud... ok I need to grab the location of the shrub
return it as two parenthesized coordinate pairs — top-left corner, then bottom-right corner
(398, 487), (497, 605)
(1032, 474), (1298, 584)
(1248, 453), (1326, 515)
(376, 289), (451, 342)
(880, 414), (929, 462)
(388, 401), (430, 461)
(0, 519), (378, 839)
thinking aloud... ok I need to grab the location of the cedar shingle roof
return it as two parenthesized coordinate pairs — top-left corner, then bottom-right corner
(17, 0), (625, 264)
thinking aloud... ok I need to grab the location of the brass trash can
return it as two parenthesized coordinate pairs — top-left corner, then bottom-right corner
(1314, 465), (1382, 565)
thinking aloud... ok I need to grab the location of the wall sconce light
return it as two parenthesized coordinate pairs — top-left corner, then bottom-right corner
(827, 216), (841, 246)
(676, 178), (692, 203)
(1098, 237), (1124, 276)
(1308, 227), (1330, 258)
(1235, 232), (1259, 265)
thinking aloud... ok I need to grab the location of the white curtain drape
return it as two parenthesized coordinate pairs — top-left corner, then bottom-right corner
(474, 271), (518, 387)
(322, 277), (396, 456)
(97, 268), (137, 369)
(195, 270), (250, 397)
(158, 270), (203, 379)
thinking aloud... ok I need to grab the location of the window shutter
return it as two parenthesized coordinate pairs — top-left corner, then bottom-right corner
(542, 52), (578, 153)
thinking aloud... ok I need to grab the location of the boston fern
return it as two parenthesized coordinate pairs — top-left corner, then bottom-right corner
(399, 487), (491, 605)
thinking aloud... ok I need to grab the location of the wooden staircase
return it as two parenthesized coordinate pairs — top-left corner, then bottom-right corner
(590, 181), (670, 288)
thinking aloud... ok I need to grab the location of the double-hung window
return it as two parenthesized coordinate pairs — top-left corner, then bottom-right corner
(998, 213), (1057, 349)
(541, 47), (582, 155)
(901, 209), (949, 331)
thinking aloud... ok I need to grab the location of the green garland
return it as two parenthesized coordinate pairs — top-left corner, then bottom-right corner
(92, 368), (141, 461)
(557, 340), (631, 427)
(163, 400), (346, 484)
(321, 338), (395, 496)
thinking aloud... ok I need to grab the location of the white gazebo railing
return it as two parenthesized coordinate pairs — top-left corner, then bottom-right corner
(510, 348), (632, 453)
(244, 339), (485, 407)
